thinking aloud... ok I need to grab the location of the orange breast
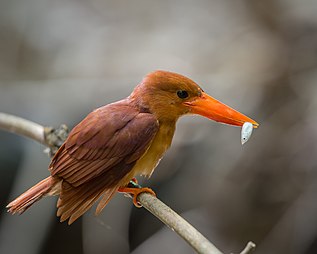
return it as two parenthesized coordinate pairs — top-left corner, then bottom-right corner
(122, 121), (176, 183)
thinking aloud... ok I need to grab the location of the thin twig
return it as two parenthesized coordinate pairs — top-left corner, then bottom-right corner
(0, 112), (255, 254)
(239, 241), (256, 254)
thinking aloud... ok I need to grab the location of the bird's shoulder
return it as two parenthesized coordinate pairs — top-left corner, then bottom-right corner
(67, 100), (157, 149)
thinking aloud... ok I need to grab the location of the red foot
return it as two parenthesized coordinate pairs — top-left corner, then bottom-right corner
(118, 185), (156, 208)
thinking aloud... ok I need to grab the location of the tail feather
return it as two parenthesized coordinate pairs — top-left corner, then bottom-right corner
(95, 187), (118, 215)
(7, 174), (119, 224)
(7, 176), (57, 214)
(57, 180), (118, 225)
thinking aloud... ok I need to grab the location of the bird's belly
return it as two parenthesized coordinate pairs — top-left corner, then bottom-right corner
(132, 143), (166, 177)
(122, 123), (175, 184)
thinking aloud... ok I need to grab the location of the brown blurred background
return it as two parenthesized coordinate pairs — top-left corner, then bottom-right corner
(1, 0), (317, 253)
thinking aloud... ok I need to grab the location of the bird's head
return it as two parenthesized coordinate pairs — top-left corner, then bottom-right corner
(130, 70), (259, 127)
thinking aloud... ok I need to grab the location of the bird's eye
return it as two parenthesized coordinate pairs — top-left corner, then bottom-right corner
(177, 90), (189, 99)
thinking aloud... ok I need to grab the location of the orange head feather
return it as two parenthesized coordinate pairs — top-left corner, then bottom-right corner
(130, 70), (259, 127)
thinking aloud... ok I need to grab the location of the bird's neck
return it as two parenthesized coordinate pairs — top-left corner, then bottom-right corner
(128, 87), (183, 122)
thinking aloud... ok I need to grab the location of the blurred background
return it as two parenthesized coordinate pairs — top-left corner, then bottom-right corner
(1, 0), (317, 253)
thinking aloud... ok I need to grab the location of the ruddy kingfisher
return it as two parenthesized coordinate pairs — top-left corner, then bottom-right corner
(7, 70), (259, 224)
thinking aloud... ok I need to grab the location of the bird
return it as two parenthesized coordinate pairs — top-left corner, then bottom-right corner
(7, 70), (259, 224)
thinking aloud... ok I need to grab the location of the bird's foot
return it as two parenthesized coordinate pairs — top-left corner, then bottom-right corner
(118, 180), (156, 208)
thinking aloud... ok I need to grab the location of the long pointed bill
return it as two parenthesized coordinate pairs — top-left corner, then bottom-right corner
(184, 92), (259, 128)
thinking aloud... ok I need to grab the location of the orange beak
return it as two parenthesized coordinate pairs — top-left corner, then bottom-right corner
(185, 92), (259, 128)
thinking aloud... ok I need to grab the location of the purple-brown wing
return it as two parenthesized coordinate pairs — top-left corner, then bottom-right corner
(50, 100), (159, 188)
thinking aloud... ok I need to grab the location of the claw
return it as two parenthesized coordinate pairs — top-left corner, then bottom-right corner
(118, 186), (156, 208)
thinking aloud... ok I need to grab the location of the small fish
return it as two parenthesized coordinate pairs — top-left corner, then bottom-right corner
(241, 122), (253, 145)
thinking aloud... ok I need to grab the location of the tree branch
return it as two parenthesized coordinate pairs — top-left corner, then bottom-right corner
(138, 192), (223, 254)
(0, 112), (255, 254)
(0, 113), (45, 145)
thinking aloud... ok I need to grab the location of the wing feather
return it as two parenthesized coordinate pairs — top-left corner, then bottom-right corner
(50, 101), (159, 189)
(50, 101), (159, 223)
